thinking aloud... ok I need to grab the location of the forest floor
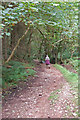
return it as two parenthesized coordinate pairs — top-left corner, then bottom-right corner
(2, 62), (78, 118)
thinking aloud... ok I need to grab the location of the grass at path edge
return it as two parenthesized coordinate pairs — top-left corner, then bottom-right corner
(54, 64), (78, 91)
(54, 64), (79, 117)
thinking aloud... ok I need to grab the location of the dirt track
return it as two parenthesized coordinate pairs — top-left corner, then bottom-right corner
(2, 63), (78, 118)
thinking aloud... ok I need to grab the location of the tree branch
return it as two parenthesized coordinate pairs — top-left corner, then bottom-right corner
(37, 28), (64, 48)
(53, 39), (63, 45)
(37, 28), (57, 47)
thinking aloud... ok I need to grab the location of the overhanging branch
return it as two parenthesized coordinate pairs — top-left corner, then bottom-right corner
(37, 27), (63, 47)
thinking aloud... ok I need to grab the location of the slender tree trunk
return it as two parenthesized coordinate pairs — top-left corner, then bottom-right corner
(44, 39), (48, 57)
(71, 49), (76, 58)
(27, 29), (33, 58)
(60, 48), (63, 63)
(4, 37), (7, 60)
(16, 22), (26, 58)
(55, 54), (58, 63)
(38, 39), (43, 60)
(3, 34), (8, 61)
(10, 27), (17, 51)
(55, 50), (58, 63)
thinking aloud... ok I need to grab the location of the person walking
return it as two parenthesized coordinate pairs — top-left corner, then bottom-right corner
(45, 55), (50, 68)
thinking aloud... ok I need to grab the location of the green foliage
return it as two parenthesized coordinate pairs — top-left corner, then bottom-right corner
(54, 64), (78, 91)
(70, 59), (78, 70)
(1, 2), (78, 64)
(64, 57), (79, 72)
(2, 61), (36, 88)
(1, 2), (78, 36)
(62, 49), (71, 59)
(26, 69), (36, 76)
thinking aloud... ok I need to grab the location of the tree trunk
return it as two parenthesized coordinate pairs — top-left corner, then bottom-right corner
(27, 29), (33, 58)
(38, 39), (43, 60)
(3, 34), (8, 61)
(55, 49), (58, 63)
(4, 37), (7, 60)
(10, 26), (17, 51)
(55, 54), (58, 63)
(44, 39), (48, 57)
(60, 48), (63, 63)
(71, 49), (76, 58)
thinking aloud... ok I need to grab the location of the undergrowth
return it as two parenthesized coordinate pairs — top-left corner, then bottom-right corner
(64, 57), (79, 72)
(54, 64), (78, 91)
(2, 60), (36, 89)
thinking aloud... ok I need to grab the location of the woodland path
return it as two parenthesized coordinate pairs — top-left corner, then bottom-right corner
(2, 62), (78, 118)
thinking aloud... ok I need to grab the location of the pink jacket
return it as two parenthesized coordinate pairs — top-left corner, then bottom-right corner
(45, 59), (50, 65)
